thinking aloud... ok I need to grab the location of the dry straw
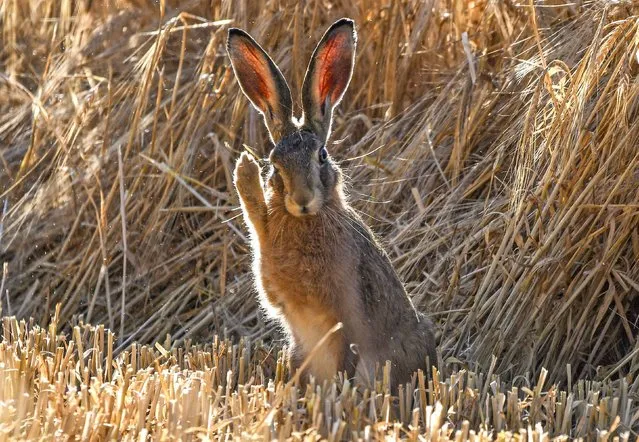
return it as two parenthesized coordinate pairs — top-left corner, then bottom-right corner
(1, 0), (639, 439)
(0, 310), (635, 439)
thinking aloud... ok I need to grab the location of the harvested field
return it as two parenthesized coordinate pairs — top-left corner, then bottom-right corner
(0, 312), (635, 439)
(1, 0), (639, 439)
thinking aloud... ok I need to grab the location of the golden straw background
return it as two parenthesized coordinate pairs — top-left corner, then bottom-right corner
(0, 0), (638, 439)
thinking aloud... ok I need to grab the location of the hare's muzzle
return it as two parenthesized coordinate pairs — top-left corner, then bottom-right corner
(285, 190), (321, 217)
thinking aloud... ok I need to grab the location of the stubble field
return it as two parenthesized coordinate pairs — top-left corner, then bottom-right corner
(0, 0), (638, 439)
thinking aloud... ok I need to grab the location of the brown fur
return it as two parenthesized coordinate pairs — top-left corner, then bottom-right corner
(228, 19), (437, 390)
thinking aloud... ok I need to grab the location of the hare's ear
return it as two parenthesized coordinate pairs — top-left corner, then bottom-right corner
(301, 18), (356, 143)
(227, 28), (295, 144)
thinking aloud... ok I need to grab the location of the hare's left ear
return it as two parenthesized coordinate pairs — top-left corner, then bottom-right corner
(301, 18), (357, 143)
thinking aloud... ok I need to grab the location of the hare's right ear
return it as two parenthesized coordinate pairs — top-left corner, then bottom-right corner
(302, 18), (357, 143)
(227, 29), (295, 144)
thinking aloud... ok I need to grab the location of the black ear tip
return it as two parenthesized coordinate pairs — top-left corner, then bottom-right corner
(333, 18), (355, 28)
(327, 18), (357, 40)
(227, 28), (251, 43)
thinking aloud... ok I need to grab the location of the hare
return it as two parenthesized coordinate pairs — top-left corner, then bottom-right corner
(227, 18), (437, 389)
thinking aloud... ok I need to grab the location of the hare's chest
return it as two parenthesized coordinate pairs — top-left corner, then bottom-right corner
(255, 213), (356, 310)
(258, 242), (331, 296)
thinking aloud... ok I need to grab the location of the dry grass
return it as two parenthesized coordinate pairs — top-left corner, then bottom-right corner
(1, 0), (639, 439)
(0, 310), (635, 440)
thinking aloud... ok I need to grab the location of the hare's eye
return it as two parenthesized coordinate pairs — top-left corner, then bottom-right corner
(319, 147), (328, 164)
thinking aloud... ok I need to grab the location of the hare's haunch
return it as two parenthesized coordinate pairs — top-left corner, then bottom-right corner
(227, 18), (437, 389)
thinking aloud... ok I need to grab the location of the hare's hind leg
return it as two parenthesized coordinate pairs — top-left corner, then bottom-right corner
(233, 152), (268, 237)
(354, 357), (376, 391)
(289, 343), (309, 386)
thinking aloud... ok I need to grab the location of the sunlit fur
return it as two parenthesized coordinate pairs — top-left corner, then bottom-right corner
(233, 130), (437, 389)
(229, 18), (436, 390)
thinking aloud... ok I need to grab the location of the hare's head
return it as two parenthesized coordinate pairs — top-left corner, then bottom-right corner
(227, 19), (357, 217)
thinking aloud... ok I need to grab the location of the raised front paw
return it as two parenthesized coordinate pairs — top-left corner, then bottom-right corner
(233, 152), (263, 200)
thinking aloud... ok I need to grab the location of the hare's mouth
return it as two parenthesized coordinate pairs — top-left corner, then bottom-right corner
(284, 194), (321, 217)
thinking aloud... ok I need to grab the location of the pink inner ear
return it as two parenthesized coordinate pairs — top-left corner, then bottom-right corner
(315, 32), (351, 107)
(234, 39), (273, 109)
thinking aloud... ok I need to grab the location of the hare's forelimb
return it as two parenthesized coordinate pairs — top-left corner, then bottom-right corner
(234, 152), (268, 237)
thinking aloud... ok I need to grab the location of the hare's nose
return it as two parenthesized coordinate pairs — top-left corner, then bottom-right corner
(286, 191), (318, 216)
(296, 203), (314, 216)
(291, 188), (314, 206)
(294, 195), (311, 209)
(295, 199), (312, 215)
